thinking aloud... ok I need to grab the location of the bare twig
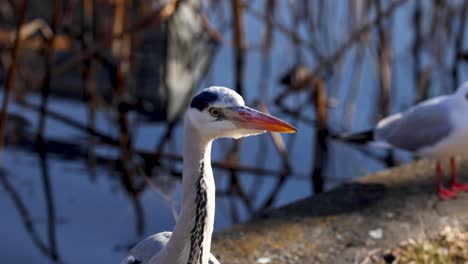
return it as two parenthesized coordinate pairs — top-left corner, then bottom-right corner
(413, 0), (429, 102)
(343, 45), (366, 130)
(112, 0), (137, 197)
(0, 171), (57, 259)
(81, 0), (99, 177)
(257, 102), (292, 209)
(0, 0), (28, 152)
(35, 0), (62, 261)
(0, 20), (71, 51)
(231, 0), (245, 95)
(198, 12), (223, 44)
(452, 2), (468, 89)
(310, 0), (407, 80)
(20, 101), (305, 179)
(311, 79), (328, 194)
(375, 0), (392, 121)
(244, 0), (323, 60)
(51, 0), (184, 78)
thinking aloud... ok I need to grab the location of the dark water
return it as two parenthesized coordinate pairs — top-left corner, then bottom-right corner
(2, 0), (468, 263)
(0, 94), (311, 263)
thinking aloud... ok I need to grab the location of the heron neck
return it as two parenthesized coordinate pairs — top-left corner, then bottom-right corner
(161, 122), (215, 264)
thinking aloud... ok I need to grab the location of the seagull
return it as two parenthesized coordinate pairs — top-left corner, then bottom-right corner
(121, 86), (296, 264)
(341, 81), (468, 200)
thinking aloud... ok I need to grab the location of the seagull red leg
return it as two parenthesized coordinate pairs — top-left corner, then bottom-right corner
(437, 160), (456, 200)
(450, 156), (468, 192)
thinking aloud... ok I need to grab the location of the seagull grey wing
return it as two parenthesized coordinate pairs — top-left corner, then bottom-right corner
(374, 99), (453, 152)
(121, 232), (172, 264)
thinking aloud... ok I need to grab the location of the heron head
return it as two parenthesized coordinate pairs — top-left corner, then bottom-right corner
(185, 86), (296, 140)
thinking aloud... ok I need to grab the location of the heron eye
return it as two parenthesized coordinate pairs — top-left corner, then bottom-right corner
(209, 108), (221, 117)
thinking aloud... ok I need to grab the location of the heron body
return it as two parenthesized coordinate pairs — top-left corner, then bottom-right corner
(121, 86), (296, 264)
(342, 81), (468, 200)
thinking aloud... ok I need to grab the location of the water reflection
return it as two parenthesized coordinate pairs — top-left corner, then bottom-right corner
(36, 134), (59, 261)
(0, 99), (306, 263)
(0, 168), (57, 260)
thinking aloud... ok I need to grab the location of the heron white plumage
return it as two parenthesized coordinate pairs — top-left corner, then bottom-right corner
(121, 86), (296, 264)
(341, 81), (468, 200)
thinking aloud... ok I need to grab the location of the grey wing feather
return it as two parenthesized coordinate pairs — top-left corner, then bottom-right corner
(121, 232), (172, 264)
(208, 254), (221, 264)
(121, 232), (221, 264)
(375, 98), (453, 152)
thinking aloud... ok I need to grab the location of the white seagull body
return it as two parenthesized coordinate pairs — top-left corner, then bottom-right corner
(343, 81), (468, 199)
(120, 86), (296, 264)
(374, 94), (468, 158)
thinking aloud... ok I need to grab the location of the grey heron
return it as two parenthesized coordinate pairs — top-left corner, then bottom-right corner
(341, 81), (468, 200)
(121, 86), (296, 264)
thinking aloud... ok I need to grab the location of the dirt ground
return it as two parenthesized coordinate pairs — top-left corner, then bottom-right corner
(211, 159), (468, 264)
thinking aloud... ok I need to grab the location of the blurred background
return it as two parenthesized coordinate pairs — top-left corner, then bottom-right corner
(1, 0), (468, 263)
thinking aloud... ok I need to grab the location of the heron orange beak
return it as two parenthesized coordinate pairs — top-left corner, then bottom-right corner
(232, 106), (297, 133)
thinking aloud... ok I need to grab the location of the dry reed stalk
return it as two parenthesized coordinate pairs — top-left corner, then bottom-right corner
(35, 0), (62, 260)
(311, 78), (327, 194)
(376, 0), (391, 121)
(0, 0), (28, 153)
(52, 0), (182, 78)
